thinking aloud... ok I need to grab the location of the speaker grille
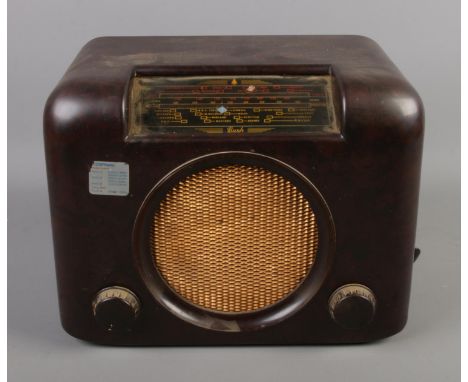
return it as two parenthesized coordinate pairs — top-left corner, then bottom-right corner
(152, 165), (319, 313)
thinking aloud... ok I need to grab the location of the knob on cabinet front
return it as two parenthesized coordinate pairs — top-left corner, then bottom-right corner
(92, 286), (140, 332)
(329, 284), (377, 329)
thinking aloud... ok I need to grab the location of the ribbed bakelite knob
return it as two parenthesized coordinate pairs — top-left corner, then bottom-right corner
(329, 284), (376, 329)
(92, 286), (140, 332)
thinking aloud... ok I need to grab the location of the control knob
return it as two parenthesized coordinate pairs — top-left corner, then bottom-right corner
(92, 286), (140, 332)
(329, 284), (376, 329)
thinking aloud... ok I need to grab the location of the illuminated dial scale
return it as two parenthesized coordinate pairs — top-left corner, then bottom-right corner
(128, 75), (339, 137)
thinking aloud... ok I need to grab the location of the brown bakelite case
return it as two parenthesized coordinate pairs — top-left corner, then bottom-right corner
(44, 36), (424, 345)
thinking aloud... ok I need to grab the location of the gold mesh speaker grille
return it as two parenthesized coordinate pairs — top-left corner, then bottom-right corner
(152, 165), (319, 313)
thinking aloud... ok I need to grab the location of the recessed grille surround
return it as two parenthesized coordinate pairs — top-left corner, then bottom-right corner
(151, 164), (319, 313)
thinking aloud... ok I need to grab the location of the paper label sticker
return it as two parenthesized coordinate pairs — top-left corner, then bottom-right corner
(89, 161), (129, 196)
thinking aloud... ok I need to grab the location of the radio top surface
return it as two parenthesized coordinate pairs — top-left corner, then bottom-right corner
(47, 35), (422, 142)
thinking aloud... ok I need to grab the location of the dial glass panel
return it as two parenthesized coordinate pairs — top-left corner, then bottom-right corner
(127, 75), (339, 137)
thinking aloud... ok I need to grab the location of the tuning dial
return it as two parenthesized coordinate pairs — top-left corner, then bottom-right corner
(329, 284), (376, 329)
(92, 286), (140, 332)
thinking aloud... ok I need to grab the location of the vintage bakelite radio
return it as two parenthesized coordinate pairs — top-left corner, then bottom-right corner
(44, 36), (424, 345)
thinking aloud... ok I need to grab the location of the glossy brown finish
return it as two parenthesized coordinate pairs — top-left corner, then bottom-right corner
(44, 36), (424, 345)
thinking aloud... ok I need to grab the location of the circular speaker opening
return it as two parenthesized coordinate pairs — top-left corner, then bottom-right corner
(152, 164), (319, 314)
(134, 152), (334, 332)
